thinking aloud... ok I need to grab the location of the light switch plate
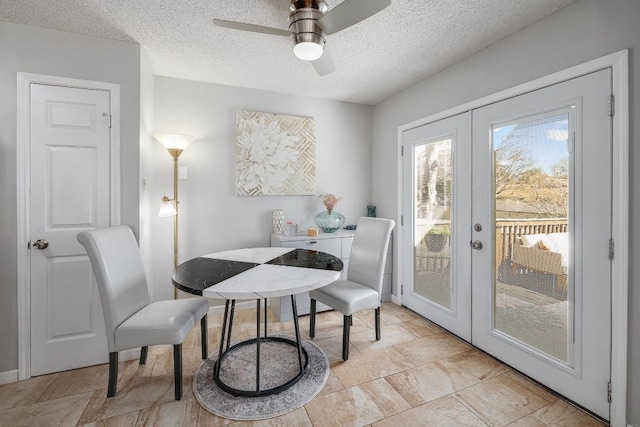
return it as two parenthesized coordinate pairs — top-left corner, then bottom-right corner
(178, 166), (188, 180)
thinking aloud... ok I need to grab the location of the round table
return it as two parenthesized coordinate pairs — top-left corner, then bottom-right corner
(172, 247), (343, 397)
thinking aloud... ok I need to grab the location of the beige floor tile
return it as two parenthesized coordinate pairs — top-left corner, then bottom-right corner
(444, 349), (511, 381)
(454, 372), (556, 427)
(398, 317), (446, 338)
(386, 358), (481, 406)
(506, 415), (549, 426)
(394, 332), (472, 366)
(135, 396), (231, 426)
(319, 370), (345, 396)
(0, 391), (92, 427)
(305, 378), (411, 427)
(331, 346), (415, 388)
(0, 303), (604, 427)
(80, 411), (140, 426)
(350, 323), (419, 353)
(38, 363), (111, 401)
(372, 395), (488, 427)
(227, 407), (313, 426)
(311, 334), (361, 365)
(533, 400), (606, 426)
(78, 373), (178, 423)
(0, 373), (57, 410)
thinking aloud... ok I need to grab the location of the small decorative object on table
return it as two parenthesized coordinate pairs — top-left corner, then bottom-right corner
(272, 209), (285, 234)
(367, 205), (376, 217)
(314, 193), (345, 233)
(284, 221), (299, 236)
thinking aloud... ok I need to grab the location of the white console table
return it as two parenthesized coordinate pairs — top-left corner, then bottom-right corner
(270, 230), (354, 321)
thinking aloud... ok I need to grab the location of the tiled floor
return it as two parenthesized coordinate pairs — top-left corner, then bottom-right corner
(0, 303), (606, 426)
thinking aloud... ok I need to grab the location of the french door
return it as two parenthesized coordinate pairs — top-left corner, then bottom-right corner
(402, 69), (612, 419)
(401, 112), (472, 340)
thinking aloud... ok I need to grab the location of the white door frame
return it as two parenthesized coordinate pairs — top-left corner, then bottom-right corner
(16, 73), (121, 381)
(396, 50), (628, 425)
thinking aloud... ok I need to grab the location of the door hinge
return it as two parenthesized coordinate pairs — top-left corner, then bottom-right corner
(401, 145), (404, 156)
(609, 94), (615, 117)
(400, 285), (404, 295)
(400, 215), (404, 226)
(607, 381), (612, 403)
(103, 112), (112, 128)
(609, 239), (615, 260)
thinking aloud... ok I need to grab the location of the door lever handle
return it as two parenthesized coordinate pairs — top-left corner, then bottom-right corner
(33, 239), (49, 250)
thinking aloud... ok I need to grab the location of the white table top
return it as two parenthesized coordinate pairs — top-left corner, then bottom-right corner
(172, 247), (343, 300)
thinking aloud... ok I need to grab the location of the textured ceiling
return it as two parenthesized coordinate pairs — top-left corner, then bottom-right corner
(1, 0), (575, 105)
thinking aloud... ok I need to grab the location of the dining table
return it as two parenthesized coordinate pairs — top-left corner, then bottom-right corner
(171, 246), (343, 397)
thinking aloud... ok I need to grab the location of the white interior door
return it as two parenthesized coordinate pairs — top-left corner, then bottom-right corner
(401, 69), (612, 419)
(30, 83), (111, 375)
(471, 69), (611, 419)
(402, 112), (472, 340)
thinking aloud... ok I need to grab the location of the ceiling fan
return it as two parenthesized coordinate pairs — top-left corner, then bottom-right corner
(213, 0), (391, 76)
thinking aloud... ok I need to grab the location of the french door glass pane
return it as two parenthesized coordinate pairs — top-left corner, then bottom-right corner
(493, 112), (572, 363)
(413, 138), (452, 309)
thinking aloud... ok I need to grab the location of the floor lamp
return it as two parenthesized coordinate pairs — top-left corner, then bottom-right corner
(155, 133), (194, 299)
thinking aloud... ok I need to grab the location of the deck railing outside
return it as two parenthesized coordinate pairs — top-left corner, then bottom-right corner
(495, 218), (568, 264)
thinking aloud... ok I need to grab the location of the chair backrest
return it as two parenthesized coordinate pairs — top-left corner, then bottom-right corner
(347, 217), (395, 297)
(77, 225), (151, 351)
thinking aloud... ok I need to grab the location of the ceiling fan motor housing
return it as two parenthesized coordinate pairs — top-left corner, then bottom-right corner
(289, 0), (327, 55)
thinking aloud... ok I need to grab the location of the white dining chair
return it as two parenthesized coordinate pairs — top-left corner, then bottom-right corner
(309, 217), (395, 360)
(77, 225), (209, 400)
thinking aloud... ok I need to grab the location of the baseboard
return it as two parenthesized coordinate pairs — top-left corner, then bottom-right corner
(208, 300), (265, 315)
(0, 369), (18, 385)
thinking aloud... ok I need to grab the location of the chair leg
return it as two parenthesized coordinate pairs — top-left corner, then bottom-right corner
(107, 352), (118, 397)
(173, 344), (183, 400)
(342, 315), (351, 361)
(201, 315), (208, 360)
(140, 346), (148, 364)
(375, 307), (381, 341)
(309, 298), (317, 339)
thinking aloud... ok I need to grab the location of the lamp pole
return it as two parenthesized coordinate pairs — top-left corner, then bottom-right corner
(155, 133), (194, 300)
(168, 148), (183, 278)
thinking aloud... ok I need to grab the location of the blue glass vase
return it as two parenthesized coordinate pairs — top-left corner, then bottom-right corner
(314, 210), (345, 233)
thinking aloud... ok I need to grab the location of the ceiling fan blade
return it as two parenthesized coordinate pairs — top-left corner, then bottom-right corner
(318, 0), (391, 35)
(213, 19), (290, 37)
(312, 49), (336, 76)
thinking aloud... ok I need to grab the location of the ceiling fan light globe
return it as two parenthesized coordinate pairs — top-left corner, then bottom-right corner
(293, 41), (323, 61)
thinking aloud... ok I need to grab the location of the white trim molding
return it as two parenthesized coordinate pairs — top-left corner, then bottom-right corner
(396, 50), (628, 426)
(0, 369), (18, 386)
(16, 73), (121, 381)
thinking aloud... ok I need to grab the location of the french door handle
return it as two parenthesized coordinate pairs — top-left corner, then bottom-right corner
(471, 240), (483, 250)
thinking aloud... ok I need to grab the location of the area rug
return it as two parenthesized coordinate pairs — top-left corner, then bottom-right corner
(193, 336), (329, 420)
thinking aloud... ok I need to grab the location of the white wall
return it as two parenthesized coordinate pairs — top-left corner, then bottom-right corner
(371, 0), (639, 424)
(151, 76), (374, 303)
(0, 21), (141, 373)
(139, 53), (155, 291)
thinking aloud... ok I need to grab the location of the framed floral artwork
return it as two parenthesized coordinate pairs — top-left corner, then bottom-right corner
(236, 110), (316, 196)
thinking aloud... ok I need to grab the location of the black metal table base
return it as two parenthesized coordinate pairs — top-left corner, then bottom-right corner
(213, 296), (307, 397)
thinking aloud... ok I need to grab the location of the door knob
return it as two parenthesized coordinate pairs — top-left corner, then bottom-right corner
(33, 239), (49, 250)
(471, 240), (483, 250)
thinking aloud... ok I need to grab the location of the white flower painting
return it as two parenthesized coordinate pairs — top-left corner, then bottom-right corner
(236, 111), (316, 196)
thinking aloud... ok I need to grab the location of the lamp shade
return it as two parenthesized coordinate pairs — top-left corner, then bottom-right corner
(159, 196), (177, 217)
(154, 133), (194, 151)
(293, 41), (323, 61)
